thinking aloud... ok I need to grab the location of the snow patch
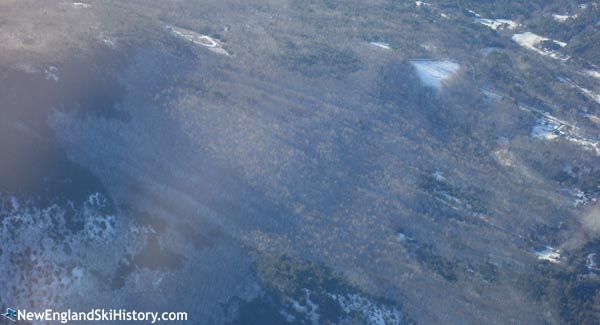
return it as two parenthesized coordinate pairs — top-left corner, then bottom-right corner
(474, 18), (519, 30)
(584, 70), (600, 80)
(468, 9), (480, 17)
(284, 289), (320, 325)
(493, 148), (515, 167)
(468, 9), (518, 30)
(579, 87), (600, 104)
(558, 75), (600, 104)
(370, 42), (391, 50)
(527, 111), (598, 153)
(535, 247), (561, 263)
(586, 114), (600, 125)
(432, 171), (445, 181)
(552, 14), (572, 22)
(512, 32), (569, 61)
(411, 59), (460, 89)
(44, 66), (59, 82)
(330, 293), (403, 325)
(481, 47), (501, 55)
(166, 25), (230, 56)
(0, 193), (139, 309)
(521, 105), (598, 153)
(587, 253), (600, 272)
(103, 38), (116, 48)
(531, 116), (563, 140)
(563, 188), (596, 206)
(397, 231), (414, 243)
(71, 2), (91, 8)
(564, 135), (600, 155)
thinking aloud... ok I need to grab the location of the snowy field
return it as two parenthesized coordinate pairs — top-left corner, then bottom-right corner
(468, 9), (519, 30)
(531, 116), (563, 140)
(552, 14), (573, 22)
(473, 18), (519, 30)
(410, 60), (460, 89)
(512, 32), (569, 61)
(530, 112), (600, 154)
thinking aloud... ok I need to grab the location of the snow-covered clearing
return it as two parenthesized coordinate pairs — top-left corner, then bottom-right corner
(468, 9), (518, 30)
(530, 111), (600, 154)
(531, 116), (563, 140)
(552, 14), (574, 22)
(512, 32), (569, 61)
(474, 18), (519, 30)
(411, 59), (460, 89)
